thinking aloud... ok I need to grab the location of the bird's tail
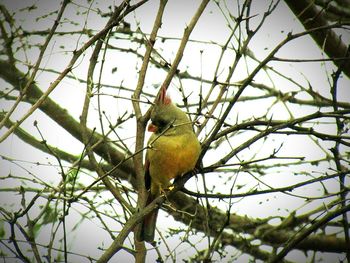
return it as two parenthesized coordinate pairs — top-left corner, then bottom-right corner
(138, 192), (158, 243)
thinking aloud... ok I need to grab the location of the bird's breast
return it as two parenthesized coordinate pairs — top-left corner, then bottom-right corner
(147, 132), (200, 185)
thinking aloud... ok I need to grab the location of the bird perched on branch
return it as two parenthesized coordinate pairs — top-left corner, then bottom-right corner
(138, 86), (201, 242)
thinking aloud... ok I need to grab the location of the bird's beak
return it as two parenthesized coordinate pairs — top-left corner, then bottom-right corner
(148, 123), (158, 132)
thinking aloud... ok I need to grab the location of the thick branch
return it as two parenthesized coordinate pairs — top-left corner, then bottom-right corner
(167, 191), (348, 254)
(0, 60), (135, 182)
(284, 0), (350, 78)
(0, 60), (347, 255)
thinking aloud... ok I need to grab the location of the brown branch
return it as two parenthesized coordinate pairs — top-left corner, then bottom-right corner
(0, 0), (139, 143)
(212, 110), (350, 166)
(80, 0), (135, 218)
(0, 112), (95, 170)
(131, 0), (168, 254)
(0, 60), (348, 256)
(267, 203), (350, 262)
(0, 0), (69, 139)
(284, 0), (350, 78)
(0, 59), (135, 182)
(172, 170), (349, 252)
(161, 0), (210, 90)
(182, 171), (347, 199)
(315, 0), (350, 21)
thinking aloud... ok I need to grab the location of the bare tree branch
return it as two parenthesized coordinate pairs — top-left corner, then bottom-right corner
(284, 0), (350, 78)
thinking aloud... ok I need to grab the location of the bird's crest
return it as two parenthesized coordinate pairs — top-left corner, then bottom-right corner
(157, 85), (172, 105)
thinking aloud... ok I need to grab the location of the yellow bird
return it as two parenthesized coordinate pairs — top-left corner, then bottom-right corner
(138, 86), (201, 242)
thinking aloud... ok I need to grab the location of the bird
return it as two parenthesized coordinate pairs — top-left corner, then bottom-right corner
(137, 86), (201, 242)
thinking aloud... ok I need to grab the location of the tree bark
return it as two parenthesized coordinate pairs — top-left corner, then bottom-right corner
(0, 59), (348, 256)
(284, 0), (350, 78)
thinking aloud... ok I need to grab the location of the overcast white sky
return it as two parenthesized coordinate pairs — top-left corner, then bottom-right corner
(0, 0), (349, 262)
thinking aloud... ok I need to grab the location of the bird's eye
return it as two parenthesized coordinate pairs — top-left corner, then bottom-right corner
(153, 119), (167, 128)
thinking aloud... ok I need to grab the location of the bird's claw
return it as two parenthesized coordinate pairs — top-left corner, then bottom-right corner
(160, 185), (174, 196)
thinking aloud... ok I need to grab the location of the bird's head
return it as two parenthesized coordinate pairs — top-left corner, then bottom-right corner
(148, 86), (191, 135)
